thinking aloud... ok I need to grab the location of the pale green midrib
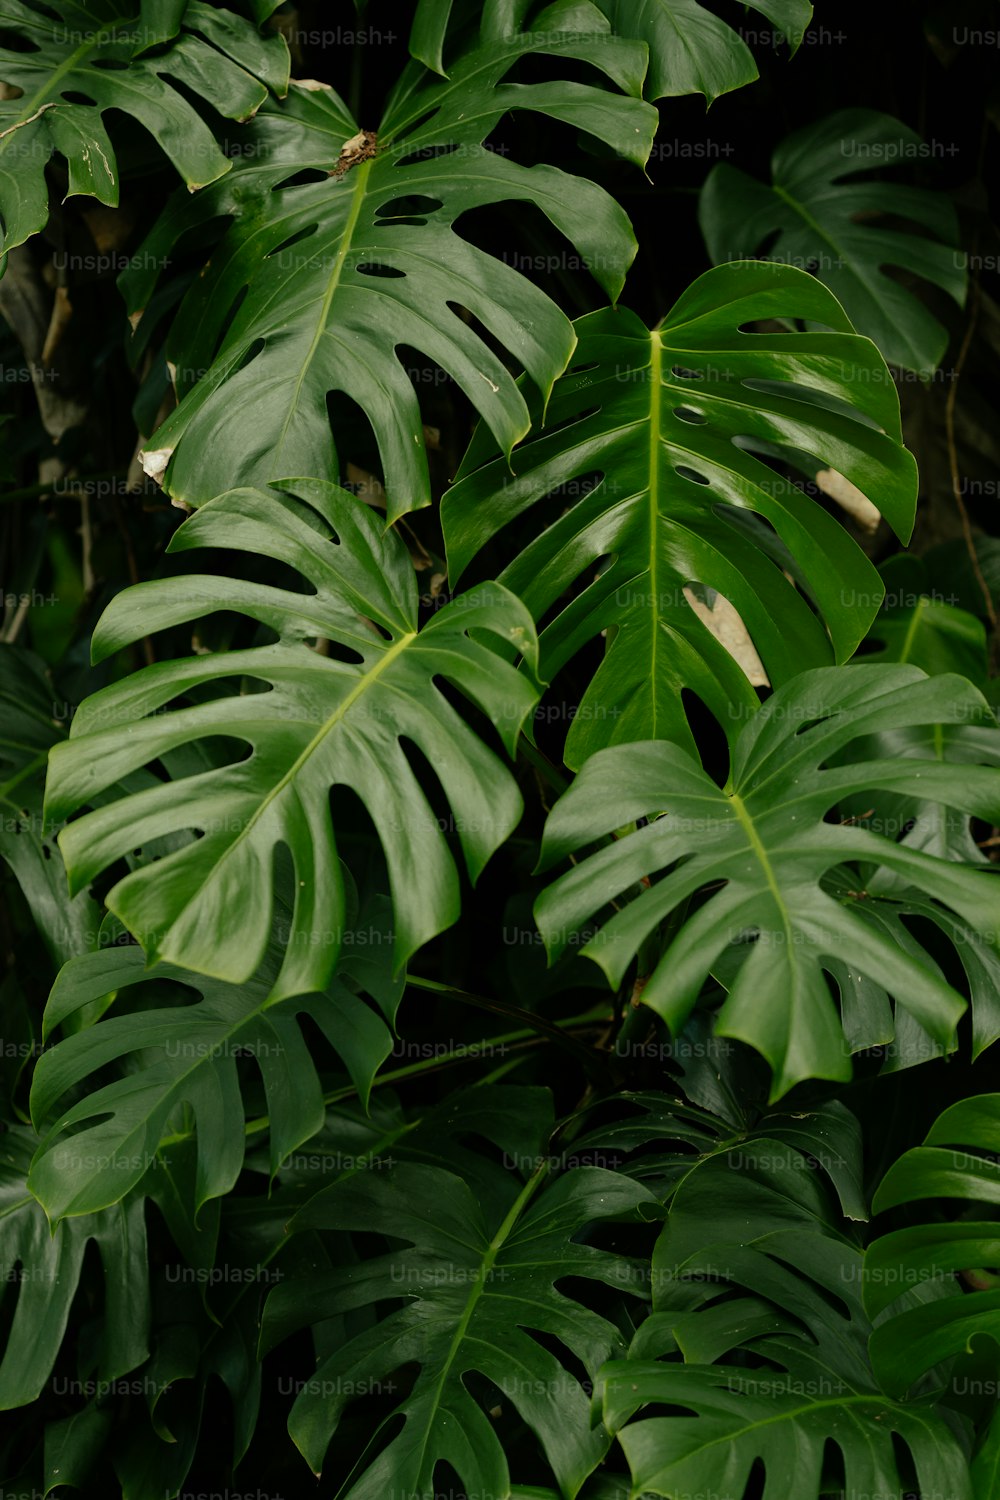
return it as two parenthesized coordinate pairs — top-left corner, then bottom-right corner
(0, 749), (50, 802)
(896, 597), (926, 664)
(272, 157), (373, 470)
(149, 627), (417, 952)
(666, 1388), (918, 1463)
(413, 1161), (550, 1479)
(35, 1013), (263, 1218)
(0, 1192), (35, 1220)
(727, 789), (795, 950)
(770, 182), (873, 300)
(647, 330), (663, 733)
(0, 34), (100, 152)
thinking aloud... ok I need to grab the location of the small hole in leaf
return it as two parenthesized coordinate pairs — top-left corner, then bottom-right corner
(673, 407), (706, 424)
(356, 262), (406, 278)
(675, 464), (710, 485)
(271, 168), (327, 189)
(375, 194), (442, 219)
(265, 223), (319, 261)
(393, 143), (459, 168)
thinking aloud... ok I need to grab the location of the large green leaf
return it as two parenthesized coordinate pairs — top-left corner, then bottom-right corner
(0, 1125), (149, 1409)
(27, 892), (402, 1221)
(596, 0), (813, 101)
(699, 109), (967, 374)
(535, 664), (1000, 1096)
(0, 0), (289, 255)
(597, 1129), (972, 1500)
(118, 5), (657, 516)
(260, 1151), (658, 1495)
(44, 479), (541, 994)
(866, 1095), (1000, 1399)
(0, 644), (99, 967)
(442, 260), (918, 767)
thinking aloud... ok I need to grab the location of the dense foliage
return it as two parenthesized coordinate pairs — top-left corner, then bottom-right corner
(1, 2), (999, 1496)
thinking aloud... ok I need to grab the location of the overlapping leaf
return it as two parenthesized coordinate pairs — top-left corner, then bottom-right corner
(0, 0), (289, 254)
(260, 1150), (657, 1495)
(596, 1128), (972, 1500)
(442, 260), (918, 767)
(28, 892), (402, 1221)
(595, 0), (813, 101)
(860, 556), (989, 683)
(119, 3), (656, 514)
(44, 479), (541, 994)
(699, 109), (967, 373)
(535, 664), (1000, 1096)
(0, 1125), (149, 1409)
(866, 1095), (1000, 1399)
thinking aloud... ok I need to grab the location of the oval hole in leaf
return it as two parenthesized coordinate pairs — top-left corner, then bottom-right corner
(265, 223), (320, 262)
(271, 169), (328, 189)
(375, 195), (443, 223)
(393, 143), (460, 169)
(356, 262), (406, 279)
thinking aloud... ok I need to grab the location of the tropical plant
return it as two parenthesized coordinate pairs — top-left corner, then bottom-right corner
(1, 2), (998, 1497)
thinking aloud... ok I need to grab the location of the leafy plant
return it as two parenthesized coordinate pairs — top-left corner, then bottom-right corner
(45, 479), (541, 990)
(118, 8), (657, 511)
(699, 109), (968, 373)
(0, 0), (290, 254)
(865, 1094), (1000, 1398)
(442, 261), (919, 764)
(535, 663), (1000, 1094)
(1, 2), (998, 1497)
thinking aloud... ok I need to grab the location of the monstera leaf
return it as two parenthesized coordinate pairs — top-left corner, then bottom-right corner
(865, 1095), (1000, 1399)
(535, 664), (1000, 1097)
(0, 1125), (150, 1409)
(44, 479), (541, 995)
(0, 0), (289, 255)
(28, 889), (402, 1221)
(442, 260), (918, 767)
(699, 109), (967, 373)
(595, 0), (813, 101)
(259, 1152), (658, 1495)
(838, 557), (998, 869)
(0, 644), (99, 966)
(860, 556), (989, 682)
(118, 4), (656, 514)
(597, 1131), (972, 1500)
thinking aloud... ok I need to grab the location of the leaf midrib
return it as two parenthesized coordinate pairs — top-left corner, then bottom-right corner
(145, 625), (416, 961)
(726, 790), (794, 935)
(413, 1161), (549, 1482)
(639, 1380), (940, 1464)
(272, 156), (374, 474)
